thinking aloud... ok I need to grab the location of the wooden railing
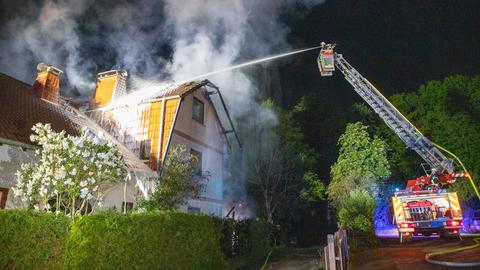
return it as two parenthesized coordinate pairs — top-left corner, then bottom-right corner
(323, 228), (349, 270)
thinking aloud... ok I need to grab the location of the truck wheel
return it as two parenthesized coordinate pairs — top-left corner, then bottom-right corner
(406, 234), (413, 243)
(441, 231), (461, 241)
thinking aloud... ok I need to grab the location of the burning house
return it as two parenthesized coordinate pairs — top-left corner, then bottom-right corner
(87, 69), (238, 216)
(0, 64), (237, 216)
(0, 64), (156, 210)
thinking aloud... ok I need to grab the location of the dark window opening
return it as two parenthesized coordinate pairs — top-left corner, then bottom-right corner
(187, 206), (201, 214)
(190, 149), (202, 176)
(140, 140), (151, 160)
(192, 97), (204, 124)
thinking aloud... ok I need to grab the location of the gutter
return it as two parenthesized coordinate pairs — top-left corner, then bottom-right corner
(204, 81), (242, 148)
(0, 137), (36, 150)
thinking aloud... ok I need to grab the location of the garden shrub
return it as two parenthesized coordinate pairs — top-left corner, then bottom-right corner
(214, 217), (235, 257)
(215, 218), (271, 266)
(63, 211), (227, 270)
(337, 189), (376, 248)
(248, 219), (271, 258)
(0, 210), (70, 270)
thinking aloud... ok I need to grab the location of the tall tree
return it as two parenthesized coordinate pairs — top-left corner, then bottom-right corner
(328, 122), (391, 208)
(241, 99), (322, 225)
(247, 146), (300, 224)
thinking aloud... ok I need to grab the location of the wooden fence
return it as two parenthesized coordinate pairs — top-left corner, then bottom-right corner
(322, 228), (349, 270)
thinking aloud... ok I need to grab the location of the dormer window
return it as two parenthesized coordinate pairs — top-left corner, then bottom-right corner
(192, 97), (204, 124)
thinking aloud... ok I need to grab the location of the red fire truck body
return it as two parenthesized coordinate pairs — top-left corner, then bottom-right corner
(392, 191), (462, 243)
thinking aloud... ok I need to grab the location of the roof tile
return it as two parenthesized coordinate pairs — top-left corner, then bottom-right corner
(0, 72), (79, 145)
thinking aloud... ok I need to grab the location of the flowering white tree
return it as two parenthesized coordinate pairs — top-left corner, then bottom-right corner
(14, 123), (126, 219)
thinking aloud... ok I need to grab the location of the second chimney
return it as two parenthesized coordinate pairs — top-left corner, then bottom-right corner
(90, 69), (128, 108)
(32, 63), (63, 103)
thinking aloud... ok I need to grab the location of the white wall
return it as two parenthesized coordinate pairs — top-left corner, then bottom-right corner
(0, 144), (35, 209)
(102, 179), (137, 211)
(170, 90), (226, 217)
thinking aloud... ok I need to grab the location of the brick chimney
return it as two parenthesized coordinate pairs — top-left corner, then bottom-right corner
(90, 69), (128, 108)
(32, 63), (63, 102)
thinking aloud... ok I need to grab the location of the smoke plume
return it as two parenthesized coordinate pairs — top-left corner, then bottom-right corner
(0, 0), (324, 216)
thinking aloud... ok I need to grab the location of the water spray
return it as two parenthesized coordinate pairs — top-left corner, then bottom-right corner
(91, 46), (321, 112)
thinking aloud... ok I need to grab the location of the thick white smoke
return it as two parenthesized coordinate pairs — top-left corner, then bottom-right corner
(0, 0), (95, 92)
(0, 0), (323, 96)
(163, 0), (323, 116)
(159, 1), (324, 217)
(0, 0), (325, 217)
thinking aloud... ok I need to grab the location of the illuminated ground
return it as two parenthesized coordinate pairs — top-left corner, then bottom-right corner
(264, 246), (321, 270)
(350, 237), (480, 270)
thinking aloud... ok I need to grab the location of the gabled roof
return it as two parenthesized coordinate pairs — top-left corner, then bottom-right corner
(143, 79), (240, 148)
(0, 72), (155, 175)
(163, 81), (208, 98)
(146, 81), (208, 100)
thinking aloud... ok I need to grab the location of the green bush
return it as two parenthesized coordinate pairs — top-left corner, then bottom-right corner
(337, 189), (376, 249)
(215, 218), (271, 269)
(0, 210), (71, 270)
(337, 189), (375, 235)
(63, 211), (227, 270)
(248, 219), (271, 259)
(214, 218), (235, 257)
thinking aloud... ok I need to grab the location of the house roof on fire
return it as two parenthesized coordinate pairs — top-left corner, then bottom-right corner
(158, 81), (208, 98)
(144, 79), (240, 148)
(0, 72), (155, 175)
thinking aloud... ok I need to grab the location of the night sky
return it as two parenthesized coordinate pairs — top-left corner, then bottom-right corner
(279, 0), (480, 107)
(1, 1), (479, 108)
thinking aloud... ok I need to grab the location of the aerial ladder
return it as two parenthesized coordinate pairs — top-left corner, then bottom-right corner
(317, 42), (468, 190)
(317, 42), (476, 242)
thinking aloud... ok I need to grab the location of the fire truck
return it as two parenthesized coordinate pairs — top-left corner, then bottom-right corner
(317, 42), (467, 243)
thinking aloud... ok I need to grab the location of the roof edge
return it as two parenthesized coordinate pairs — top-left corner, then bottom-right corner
(0, 136), (36, 149)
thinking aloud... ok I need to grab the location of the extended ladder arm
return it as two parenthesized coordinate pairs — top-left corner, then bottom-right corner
(317, 43), (454, 174)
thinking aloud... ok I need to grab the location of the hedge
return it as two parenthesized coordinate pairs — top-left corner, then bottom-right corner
(63, 211), (227, 270)
(216, 218), (271, 268)
(0, 210), (71, 270)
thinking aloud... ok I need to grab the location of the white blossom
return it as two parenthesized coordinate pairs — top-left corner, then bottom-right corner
(14, 123), (126, 217)
(80, 187), (89, 199)
(64, 178), (74, 186)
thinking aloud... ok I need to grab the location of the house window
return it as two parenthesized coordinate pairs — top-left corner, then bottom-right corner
(122, 201), (134, 213)
(0, 188), (9, 209)
(187, 206), (201, 214)
(190, 149), (202, 176)
(140, 140), (151, 160)
(192, 97), (204, 124)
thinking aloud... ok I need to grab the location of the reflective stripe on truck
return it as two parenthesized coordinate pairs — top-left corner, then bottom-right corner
(393, 197), (404, 222)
